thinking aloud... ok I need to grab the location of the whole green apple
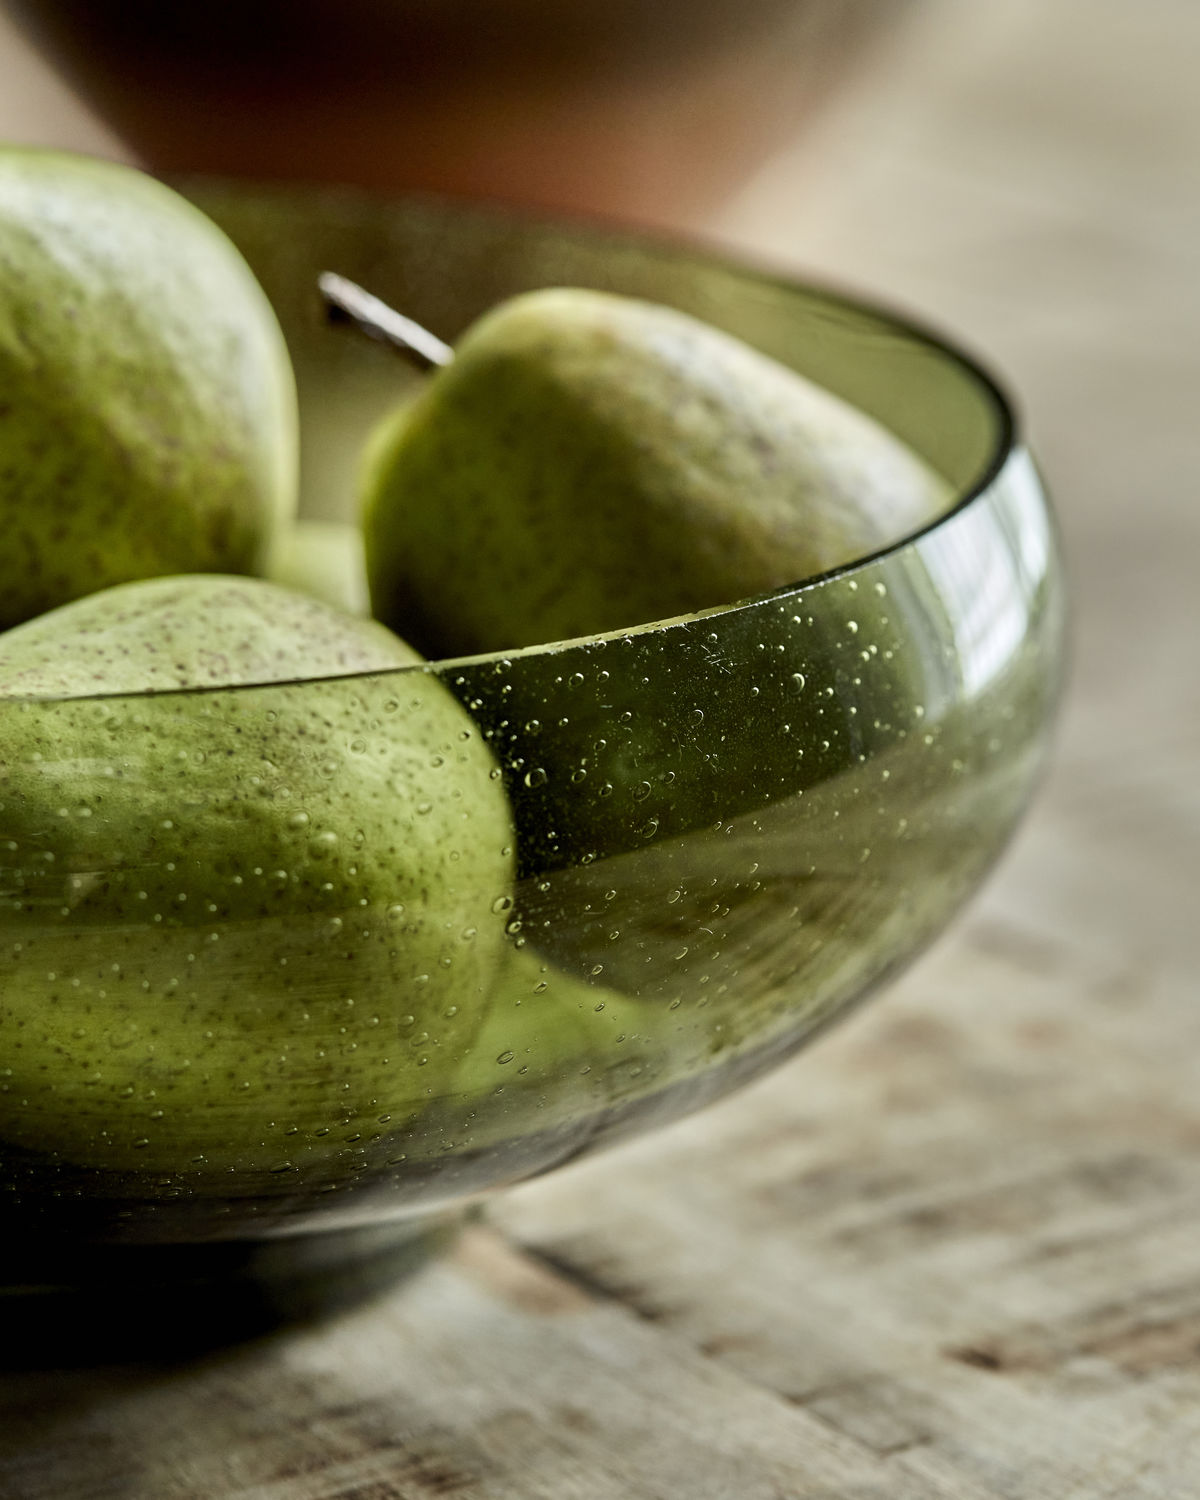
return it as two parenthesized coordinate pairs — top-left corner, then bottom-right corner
(354, 285), (951, 874)
(0, 575), (516, 1176)
(0, 147), (298, 628)
(360, 286), (950, 657)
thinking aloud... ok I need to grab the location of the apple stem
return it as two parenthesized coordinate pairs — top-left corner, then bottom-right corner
(318, 272), (454, 370)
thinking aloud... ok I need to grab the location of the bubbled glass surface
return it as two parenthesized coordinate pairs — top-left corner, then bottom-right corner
(0, 185), (1065, 1261)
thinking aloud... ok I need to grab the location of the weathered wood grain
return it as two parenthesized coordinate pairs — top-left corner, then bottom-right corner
(2, 0), (1198, 1495)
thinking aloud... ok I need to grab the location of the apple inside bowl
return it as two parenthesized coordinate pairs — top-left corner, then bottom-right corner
(0, 183), (1065, 1343)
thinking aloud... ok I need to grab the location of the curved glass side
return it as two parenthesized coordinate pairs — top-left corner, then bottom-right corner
(0, 447), (1063, 1244)
(426, 443), (1064, 1179)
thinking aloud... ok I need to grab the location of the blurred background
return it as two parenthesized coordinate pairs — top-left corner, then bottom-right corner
(0, 0), (912, 226)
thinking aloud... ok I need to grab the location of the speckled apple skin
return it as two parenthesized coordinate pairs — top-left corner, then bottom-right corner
(0, 577), (516, 1176)
(362, 287), (952, 658)
(0, 149), (298, 628)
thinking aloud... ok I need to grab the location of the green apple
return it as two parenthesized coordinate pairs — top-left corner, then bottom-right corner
(353, 285), (951, 873)
(360, 286), (950, 658)
(0, 147), (298, 628)
(0, 575), (516, 1177)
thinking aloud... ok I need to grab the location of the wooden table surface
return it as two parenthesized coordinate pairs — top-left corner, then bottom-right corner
(2, 1), (1198, 1494)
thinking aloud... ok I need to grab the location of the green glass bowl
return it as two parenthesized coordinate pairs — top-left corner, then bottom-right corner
(0, 184), (1065, 1348)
